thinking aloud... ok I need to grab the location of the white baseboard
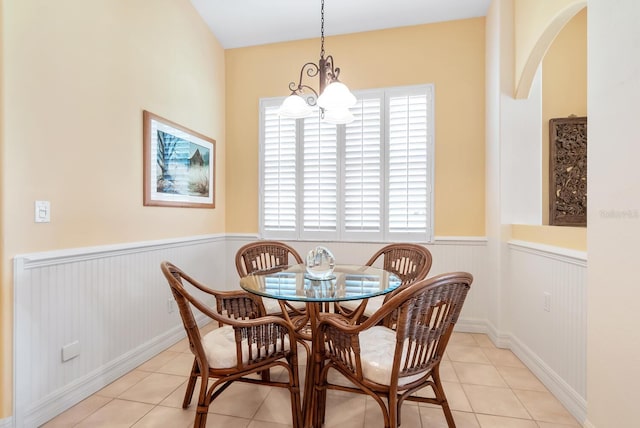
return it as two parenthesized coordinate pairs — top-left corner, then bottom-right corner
(455, 317), (490, 334)
(0, 417), (13, 428)
(504, 333), (586, 424)
(456, 318), (511, 349)
(583, 419), (595, 428)
(20, 315), (206, 428)
(456, 319), (586, 424)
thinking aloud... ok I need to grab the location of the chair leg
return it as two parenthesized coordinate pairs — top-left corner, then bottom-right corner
(388, 392), (399, 428)
(260, 369), (271, 382)
(287, 356), (303, 428)
(433, 369), (456, 428)
(182, 358), (199, 408)
(194, 405), (209, 428)
(194, 376), (210, 428)
(289, 387), (302, 428)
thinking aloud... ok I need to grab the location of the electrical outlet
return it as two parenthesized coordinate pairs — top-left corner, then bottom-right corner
(62, 340), (80, 362)
(543, 292), (551, 312)
(167, 297), (176, 313)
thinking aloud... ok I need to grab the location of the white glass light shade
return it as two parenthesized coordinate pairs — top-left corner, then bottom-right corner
(278, 94), (313, 118)
(323, 107), (355, 125)
(317, 82), (356, 110)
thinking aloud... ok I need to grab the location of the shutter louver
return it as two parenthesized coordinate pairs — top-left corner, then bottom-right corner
(388, 93), (430, 233)
(303, 111), (337, 232)
(344, 97), (382, 233)
(263, 105), (297, 231)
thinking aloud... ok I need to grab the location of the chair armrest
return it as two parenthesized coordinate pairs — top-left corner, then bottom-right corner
(315, 314), (367, 377)
(176, 270), (266, 319)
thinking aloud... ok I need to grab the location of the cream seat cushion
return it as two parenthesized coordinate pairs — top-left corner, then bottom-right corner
(355, 325), (424, 385)
(338, 295), (385, 318)
(262, 297), (306, 315)
(201, 325), (290, 369)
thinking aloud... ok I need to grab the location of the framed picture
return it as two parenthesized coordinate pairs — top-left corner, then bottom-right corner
(143, 110), (215, 208)
(549, 116), (587, 226)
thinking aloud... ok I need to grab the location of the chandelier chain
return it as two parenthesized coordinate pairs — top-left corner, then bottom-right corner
(320, 0), (325, 58)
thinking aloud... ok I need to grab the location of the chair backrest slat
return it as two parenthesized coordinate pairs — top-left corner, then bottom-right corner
(236, 241), (303, 277)
(392, 275), (472, 380)
(367, 243), (433, 287)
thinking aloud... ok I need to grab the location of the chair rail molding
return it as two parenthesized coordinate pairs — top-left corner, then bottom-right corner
(508, 239), (587, 266)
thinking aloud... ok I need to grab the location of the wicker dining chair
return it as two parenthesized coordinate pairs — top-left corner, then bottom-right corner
(335, 243), (433, 321)
(313, 272), (473, 428)
(161, 261), (303, 428)
(235, 240), (306, 315)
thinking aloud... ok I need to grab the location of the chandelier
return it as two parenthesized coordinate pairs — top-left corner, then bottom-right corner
(278, 0), (356, 124)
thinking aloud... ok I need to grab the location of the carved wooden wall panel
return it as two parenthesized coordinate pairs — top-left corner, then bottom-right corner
(549, 116), (587, 226)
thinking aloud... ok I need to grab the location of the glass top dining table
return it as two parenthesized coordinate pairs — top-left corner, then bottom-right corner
(239, 263), (402, 428)
(238, 263), (402, 303)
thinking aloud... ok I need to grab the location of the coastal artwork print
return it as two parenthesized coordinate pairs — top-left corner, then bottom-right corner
(143, 110), (215, 208)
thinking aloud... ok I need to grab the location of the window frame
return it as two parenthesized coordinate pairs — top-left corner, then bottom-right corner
(258, 84), (435, 243)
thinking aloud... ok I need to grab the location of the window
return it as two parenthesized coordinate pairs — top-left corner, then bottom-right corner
(259, 84), (434, 242)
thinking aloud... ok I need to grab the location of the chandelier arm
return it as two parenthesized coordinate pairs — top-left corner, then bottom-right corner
(323, 55), (340, 82)
(289, 61), (321, 94)
(298, 86), (319, 107)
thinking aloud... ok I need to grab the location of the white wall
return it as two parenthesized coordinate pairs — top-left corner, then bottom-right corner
(586, 0), (640, 426)
(485, 0), (587, 421)
(501, 68), (543, 225)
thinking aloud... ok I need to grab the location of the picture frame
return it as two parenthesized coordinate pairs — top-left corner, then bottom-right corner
(549, 116), (587, 226)
(143, 110), (215, 208)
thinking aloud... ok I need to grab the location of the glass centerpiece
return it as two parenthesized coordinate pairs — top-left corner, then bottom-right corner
(305, 246), (336, 280)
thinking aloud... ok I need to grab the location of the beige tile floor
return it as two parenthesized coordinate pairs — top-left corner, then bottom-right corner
(42, 325), (580, 428)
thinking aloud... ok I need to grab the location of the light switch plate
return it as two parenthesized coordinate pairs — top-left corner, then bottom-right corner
(35, 200), (50, 223)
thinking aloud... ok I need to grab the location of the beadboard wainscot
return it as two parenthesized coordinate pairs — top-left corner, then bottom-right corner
(506, 239), (587, 423)
(225, 235), (491, 333)
(13, 234), (226, 428)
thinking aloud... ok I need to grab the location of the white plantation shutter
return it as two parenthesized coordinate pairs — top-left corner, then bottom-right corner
(303, 111), (338, 236)
(259, 84), (433, 242)
(387, 88), (432, 240)
(343, 95), (382, 238)
(261, 102), (297, 237)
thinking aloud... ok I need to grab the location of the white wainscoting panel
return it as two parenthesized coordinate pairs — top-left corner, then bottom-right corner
(224, 236), (490, 331)
(506, 240), (587, 422)
(12, 234), (587, 427)
(13, 235), (226, 428)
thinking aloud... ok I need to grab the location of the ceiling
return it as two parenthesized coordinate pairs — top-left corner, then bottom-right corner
(190, 0), (491, 49)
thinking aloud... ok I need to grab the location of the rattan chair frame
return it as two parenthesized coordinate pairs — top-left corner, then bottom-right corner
(334, 243), (433, 322)
(235, 240), (304, 276)
(235, 240), (307, 317)
(161, 261), (303, 428)
(313, 272), (473, 428)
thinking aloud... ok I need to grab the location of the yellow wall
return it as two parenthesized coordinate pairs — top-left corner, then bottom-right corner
(0, 0), (5, 418)
(511, 224), (586, 251)
(226, 18), (486, 236)
(510, 6), (587, 251)
(542, 8), (587, 225)
(513, 0), (585, 98)
(0, 0), (226, 417)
